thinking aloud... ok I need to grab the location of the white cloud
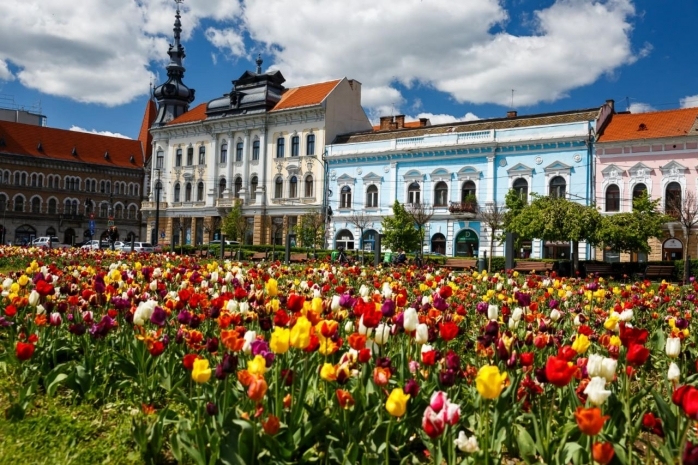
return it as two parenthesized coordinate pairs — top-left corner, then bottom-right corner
(408, 112), (481, 125)
(0, 60), (13, 81)
(0, 0), (241, 106)
(69, 125), (131, 139)
(628, 102), (655, 113)
(205, 27), (246, 57)
(680, 95), (698, 108)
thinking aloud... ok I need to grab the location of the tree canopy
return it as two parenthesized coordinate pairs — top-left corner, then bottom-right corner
(381, 201), (420, 252)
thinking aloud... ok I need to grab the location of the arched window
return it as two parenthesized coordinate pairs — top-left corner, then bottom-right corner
(236, 142), (243, 162)
(234, 178), (242, 198)
(174, 183), (181, 202)
(366, 185), (378, 208)
(185, 183), (192, 202)
(48, 199), (57, 214)
(274, 177), (283, 199)
(156, 150), (164, 170)
(198, 146), (206, 165)
(64, 199), (71, 214)
(340, 186), (352, 209)
(461, 181), (476, 202)
(220, 143), (228, 163)
(434, 181), (448, 207)
(408, 182), (421, 204)
(431, 233), (446, 255)
(218, 178), (226, 199)
(128, 206), (137, 219)
(37, 174), (44, 188)
(276, 137), (285, 158)
(197, 182), (204, 201)
(513, 178), (528, 202)
(633, 183), (647, 199)
(306, 134), (315, 156)
(0, 194), (7, 211)
(291, 136), (300, 157)
(605, 184), (620, 212)
(21, 173), (27, 186)
(304, 175), (313, 197)
(31, 197), (40, 213)
(114, 204), (123, 219)
(289, 176), (298, 198)
(31, 174), (37, 187)
(251, 176), (258, 201)
(13, 196), (23, 212)
(186, 147), (194, 165)
(175, 148), (182, 167)
(666, 182), (682, 216)
(252, 140), (260, 160)
(100, 203), (108, 217)
(549, 176), (566, 198)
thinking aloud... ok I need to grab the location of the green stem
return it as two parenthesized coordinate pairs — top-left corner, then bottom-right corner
(385, 418), (393, 465)
(625, 371), (633, 465)
(484, 400), (490, 465)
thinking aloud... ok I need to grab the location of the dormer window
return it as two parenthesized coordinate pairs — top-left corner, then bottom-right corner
(638, 123), (647, 131)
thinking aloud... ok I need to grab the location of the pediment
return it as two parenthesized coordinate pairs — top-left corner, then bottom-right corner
(362, 172), (382, 182)
(544, 161), (572, 173)
(507, 163), (533, 176)
(456, 166), (481, 180)
(660, 160), (687, 175)
(403, 170), (423, 181)
(337, 173), (356, 185)
(601, 164), (624, 178)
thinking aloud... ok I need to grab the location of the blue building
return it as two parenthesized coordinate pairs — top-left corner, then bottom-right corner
(325, 105), (612, 259)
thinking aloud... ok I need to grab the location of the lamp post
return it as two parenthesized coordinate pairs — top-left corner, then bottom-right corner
(154, 168), (162, 246)
(0, 198), (6, 245)
(84, 198), (93, 245)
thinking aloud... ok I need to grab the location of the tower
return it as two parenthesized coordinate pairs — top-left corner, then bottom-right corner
(152, 0), (195, 126)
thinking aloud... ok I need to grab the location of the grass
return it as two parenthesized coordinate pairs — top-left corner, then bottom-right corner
(0, 378), (141, 465)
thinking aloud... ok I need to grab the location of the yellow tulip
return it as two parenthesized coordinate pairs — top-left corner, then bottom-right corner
(320, 363), (337, 382)
(266, 279), (278, 297)
(290, 316), (311, 349)
(247, 355), (267, 376)
(604, 314), (620, 331)
(17, 275), (29, 287)
(191, 358), (212, 384)
(572, 334), (591, 354)
(475, 365), (507, 400)
(270, 327), (290, 354)
(385, 388), (410, 417)
(608, 335), (621, 347)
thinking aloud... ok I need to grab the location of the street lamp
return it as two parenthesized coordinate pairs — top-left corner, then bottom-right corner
(84, 198), (93, 244)
(0, 198), (6, 245)
(154, 169), (162, 246)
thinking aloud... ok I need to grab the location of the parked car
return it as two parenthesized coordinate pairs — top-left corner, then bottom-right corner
(81, 240), (124, 250)
(208, 240), (240, 246)
(31, 237), (71, 249)
(117, 242), (154, 253)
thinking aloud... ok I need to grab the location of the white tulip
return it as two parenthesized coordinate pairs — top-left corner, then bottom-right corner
(239, 301), (249, 314)
(668, 362), (681, 382)
(586, 354), (603, 378)
(584, 377), (612, 406)
(619, 309), (634, 322)
(133, 300), (156, 326)
(403, 308), (419, 332)
(382, 282), (393, 298)
(600, 357), (618, 383)
(226, 299), (239, 312)
(415, 323), (429, 344)
(511, 307), (523, 323)
(330, 295), (341, 312)
(666, 337), (681, 359)
(454, 431), (479, 453)
(487, 304), (498, 320)
(28, 290), (40, 307)
(550, 309), (561, 321)
(374, 324), (392, 345)
(242, 331), (256, 354)
(359, 284), (370, 297)
(344, 321), (354, 333)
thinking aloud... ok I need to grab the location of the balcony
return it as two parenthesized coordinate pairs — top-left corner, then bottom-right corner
(448, 201), (478, 218)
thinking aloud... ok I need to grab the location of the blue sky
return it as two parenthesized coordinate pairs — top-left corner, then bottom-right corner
(0, 0), (694, 140)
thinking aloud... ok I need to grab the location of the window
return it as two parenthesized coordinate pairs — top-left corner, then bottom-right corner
(128, 206), (137, 219)
(115, 205), (123, 219)
(236, 142), (243, 162)
(48, 199), (57, 214)
(175, 148), (182, 167)
(197, 182), (204, 201)
(185, 183), (192, 202)
(666, 182), (682, 216)
(513, 178), (528, 203)
(174, 183), (181, 202)
(0, 194), (6, 211)
(156, 150), (164, 169)
(13, 172), (19, 186)
(14, 196), (24, 212)
(234, 178), (242, 198)
(198, 146), (206, 165)
(218, 178), (226, 198)
(549, 176), (566, 198)
(633, 183), (647, 199)
(340, 186), (352, 209)
(304, 175), (313, 197)
(366, 185), (378, 208)
(100, 203), (108, 217)
(274, 177), (283, 198)
(252, 140), (260, 161)
(38, 174), (44, 188)
(106, 181), (111, 194)
(187, 147), (193, 165)
(289, 176), (298, 198)
(251, 176), (258, 201)
(31, 174), (37, 187)
(461, 181), (476, 202)
(605, 184), (620, 212)
(31, 198), (40, 213)
(291, 136), (300, 157)
(408, 182), (421, 204)
(220, 143), (228, 163)
(276, 137), (285, 158)
(306, 134), (315, 156)
(434, 181), (448, 206)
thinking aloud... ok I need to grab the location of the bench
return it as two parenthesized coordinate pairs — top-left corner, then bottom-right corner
(250, 252), (267, 261)
(642, 265), (674, 281)
(584, 262), (613, 278)
(514, 261), (556, 273)
(290, 253), (308, 263)
(444, 258), (477, 270)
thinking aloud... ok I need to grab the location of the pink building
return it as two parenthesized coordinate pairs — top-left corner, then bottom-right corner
(595, 106), (698, 262)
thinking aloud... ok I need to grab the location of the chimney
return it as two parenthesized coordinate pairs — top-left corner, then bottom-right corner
(379, 116), (393, 131)
(419, 118), (429, 127)
(605, 99), (615, 113)
(506, 110), (517, 118)
(395, 115), (405, 129)
(389, 122), (398, 130)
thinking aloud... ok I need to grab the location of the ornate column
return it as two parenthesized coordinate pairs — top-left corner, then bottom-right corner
(241, 130), (250, 200)
(486, 154), (495, 205)
(226, 131), (234, 198)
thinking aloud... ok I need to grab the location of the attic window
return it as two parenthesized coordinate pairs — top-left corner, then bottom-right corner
(72, 147), (78, 156)
(104, 151), (110, 159)
(129, 155), (135, 163)
(638, 123), (647, 131)
(0, 138), (5, 147)
(37, 142), (43, 151)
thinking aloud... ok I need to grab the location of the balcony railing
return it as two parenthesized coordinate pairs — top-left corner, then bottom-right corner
(448, 201), (478, 216)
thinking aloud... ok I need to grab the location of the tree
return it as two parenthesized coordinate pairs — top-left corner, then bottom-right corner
(346, 210), (372, 264)
(479, 203), (505, 271)
(405, 202), (434, 264)
(221, 201), (248, 255)
(295, 210), (325, 258)
(666, 189), (698, 280)
(381, 201), (420, 254)
(597, 192), (669, 255)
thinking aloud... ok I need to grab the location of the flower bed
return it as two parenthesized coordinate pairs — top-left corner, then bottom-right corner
(0, 245), (696, 464)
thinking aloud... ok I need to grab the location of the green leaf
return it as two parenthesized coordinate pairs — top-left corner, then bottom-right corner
(514, 425), (537, 464)
(46, 373), (68, 397)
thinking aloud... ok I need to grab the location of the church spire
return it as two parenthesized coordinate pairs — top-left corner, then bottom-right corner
(152, 0), (195, 127)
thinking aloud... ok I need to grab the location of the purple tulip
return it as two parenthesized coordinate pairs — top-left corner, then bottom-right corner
(405, 379), (420, 397)
(381, 300), (396, 317)
(150, 306), (167, 326)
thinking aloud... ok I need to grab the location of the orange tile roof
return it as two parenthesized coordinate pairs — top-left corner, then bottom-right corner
(138, 98), (157, 162)
(0, 120), (143, 169)
(167, 103), (208, 126)
(271, 80), (340, 111)
(598, 107), (698, 142)
(371, 120), (425, 131)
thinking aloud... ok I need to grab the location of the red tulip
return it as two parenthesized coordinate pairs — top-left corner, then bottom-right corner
(439, 322), (459, 341)
(592, 442), (615, 464)
(545, 356), (577, 387)
(15, 342), (35, 361)
(626, 343), (650, 366)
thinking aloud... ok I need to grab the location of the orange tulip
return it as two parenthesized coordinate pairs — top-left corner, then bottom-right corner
(373, 367), (391, 387)
(336, 389), (355, 409)
(592, 442), (615, 464)
(247, 377), (268, 401)
(574, 407), (608, 436)
(261, 415), (280, 435)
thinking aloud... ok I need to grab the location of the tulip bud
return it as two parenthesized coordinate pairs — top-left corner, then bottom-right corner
(668, 362), (681, 382)
(403, 308), (418, 332)
(415, 323), (429, 344)
(666, 337), (681, 359)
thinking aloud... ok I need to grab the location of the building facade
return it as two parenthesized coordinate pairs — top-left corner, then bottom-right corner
(595, 106), (698, 262)
(0, 120), (145, 245)
(326, 106), (611, 259)
(142, 7), (371, 247)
